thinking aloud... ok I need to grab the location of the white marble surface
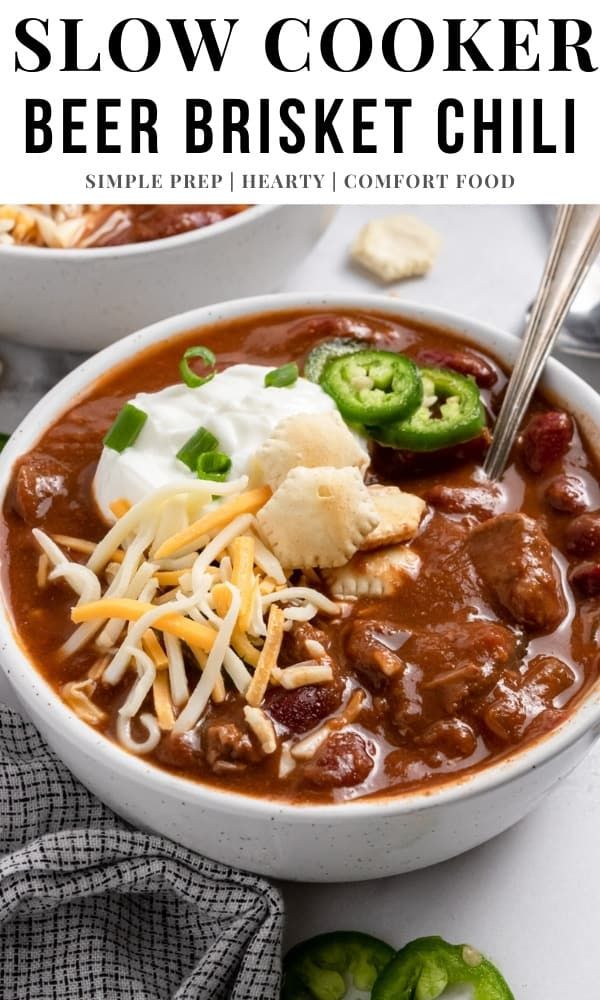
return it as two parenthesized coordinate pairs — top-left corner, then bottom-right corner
(2, 205), (600, 998)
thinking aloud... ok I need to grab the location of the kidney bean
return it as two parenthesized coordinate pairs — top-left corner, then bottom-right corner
(415, 347), (498, 388)
(303, 731), (375, 788)
(565, 511), (600, 557)
(265, 684), (341, 735)
(569, 562), (600, 597)
(521, 411), (574, 473)
(289, 314), (374, 341)
(544, 475), (588, 515)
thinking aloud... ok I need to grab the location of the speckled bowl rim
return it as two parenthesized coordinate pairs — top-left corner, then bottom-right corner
(1, 290), (599, 821)
(0, 204), (271, 260)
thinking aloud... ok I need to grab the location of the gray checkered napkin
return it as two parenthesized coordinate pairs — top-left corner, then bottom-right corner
(0, 705), (284, 999)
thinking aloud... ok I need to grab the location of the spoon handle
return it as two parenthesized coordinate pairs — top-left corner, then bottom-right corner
(484, 204), (600, 482)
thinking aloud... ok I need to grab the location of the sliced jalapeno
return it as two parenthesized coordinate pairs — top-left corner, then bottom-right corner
(370, 366), (485, 452)
(282, 931), (395, 1000)
(372, 936), (514, 1000)
(321, 350), (422, 425)
(304, 338), (366, 384)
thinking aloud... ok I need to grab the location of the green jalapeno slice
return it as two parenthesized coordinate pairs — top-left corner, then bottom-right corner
(321, 350), (423, 425)
(371, 936), (514, 1000)
(369, 366), (485, 452)
(282, 931), (396, 1000)
(303, 338), (367, 384)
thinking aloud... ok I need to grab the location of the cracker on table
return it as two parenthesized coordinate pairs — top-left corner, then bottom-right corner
(351, 214), (441, 282)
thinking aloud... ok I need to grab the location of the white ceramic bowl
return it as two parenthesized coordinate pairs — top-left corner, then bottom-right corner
(0, 206), (332, 351)
(1, 292), (599, 883)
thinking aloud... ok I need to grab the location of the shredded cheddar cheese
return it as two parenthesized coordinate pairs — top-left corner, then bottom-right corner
(110, 498), (132, 519)
(154, 486), (271, 559)
(230, 535), (255, 633)
(36, 479), (343, 760)
(142, 629), (169, 670)
(245, 605), (285, 707)
(72, 598), (216, 652)
(153, 670), (175, 730)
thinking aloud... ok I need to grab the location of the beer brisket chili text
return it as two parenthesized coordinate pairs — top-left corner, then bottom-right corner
(2, 309), (600, 804)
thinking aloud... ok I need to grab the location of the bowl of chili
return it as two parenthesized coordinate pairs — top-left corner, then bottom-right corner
(0, 290), (599, 882)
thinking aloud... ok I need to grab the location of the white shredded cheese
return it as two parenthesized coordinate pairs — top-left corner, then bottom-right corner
(243, 706), (278, 754)
(261, 587), (339, 616)
(116, 713), (161, 754)
(119, 647), (156, 720)
(173, 584), (241, 733)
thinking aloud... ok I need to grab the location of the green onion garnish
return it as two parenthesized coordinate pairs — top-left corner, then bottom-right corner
(197, 451), (232, 482)
(103, 404), (147, 453)
(264, 362), (299, 388)
(180, 346), (217, 388)
(0, 433), (9, 453)
(176, 426), (218, 471)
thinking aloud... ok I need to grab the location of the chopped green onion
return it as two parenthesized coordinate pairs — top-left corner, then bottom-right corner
(180, 346), (217, 388)
(176, 426), (218, 471)
(264, 362), (299, 388)
(103, 404), (147, 453)
(197, 451), (232, 482)
(0, 433), (9, 453)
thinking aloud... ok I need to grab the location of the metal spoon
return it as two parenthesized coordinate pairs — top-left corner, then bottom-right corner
(484, 204), (600, 482)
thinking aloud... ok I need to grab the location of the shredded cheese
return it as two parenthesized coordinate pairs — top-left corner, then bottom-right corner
(173, 584), (241, 733)
(117, 713), (161, 754)
(88, 478), (246, 573)
(119, 647), (156, 720)
(155, 486), (271, 559)
(261, 587), (340, 616)
(230, 535), (255, 633)
(52, 534), (97, 555)
(36, 553), (49, 589)
(231, 629), (260, 667)
(251, 532), (286, 585)
(142, 629), (168, 669)
(272, 662), (334, 689)
(245, 605), (285, 707)
(61, 679), (106, 726)
(153, 670), (175, 730)
(243, 706), (277, 754)
(110, 498), (131, 519)
(40, 473), (346, 763)
(163, 633), (189, 707)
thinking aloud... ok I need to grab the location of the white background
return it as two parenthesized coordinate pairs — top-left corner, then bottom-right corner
(0, 0), (599, 203)
(1, 204), (600, 998)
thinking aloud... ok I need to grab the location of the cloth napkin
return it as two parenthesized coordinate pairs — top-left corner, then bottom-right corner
(0, 704), (284, 999)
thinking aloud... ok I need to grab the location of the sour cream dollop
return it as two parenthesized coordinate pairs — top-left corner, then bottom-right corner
(94, 364), (341, 520)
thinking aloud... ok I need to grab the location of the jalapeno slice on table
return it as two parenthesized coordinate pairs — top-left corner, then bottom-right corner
(321, 351), (423, 425)
(304, 338), (367, 384)
(370, 366), (485, 452)
(371, 936), (514, 1000)
(282, 931), (396, 1000)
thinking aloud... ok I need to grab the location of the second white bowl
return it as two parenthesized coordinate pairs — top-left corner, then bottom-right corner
(0, 206), (332, 350)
